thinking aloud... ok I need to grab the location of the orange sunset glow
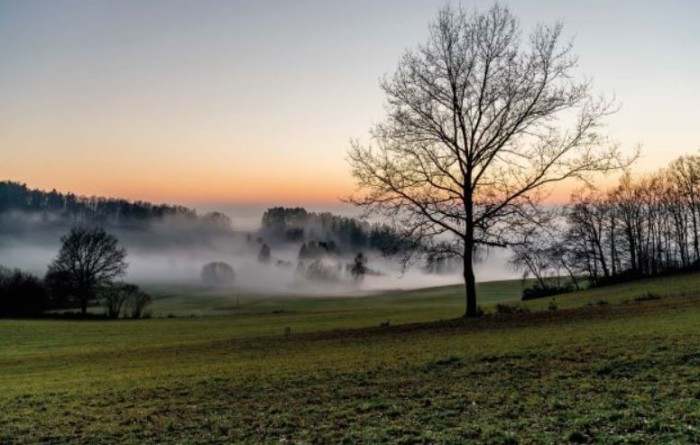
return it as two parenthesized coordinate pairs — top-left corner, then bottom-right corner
(1, 1), (697, 208)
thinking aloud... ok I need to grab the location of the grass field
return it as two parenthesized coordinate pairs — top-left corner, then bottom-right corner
(1, 274), (700, 443)
(142, 278), (524, 319)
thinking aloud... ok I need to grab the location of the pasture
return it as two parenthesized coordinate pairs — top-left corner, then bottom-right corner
(1, 274), (699, 443)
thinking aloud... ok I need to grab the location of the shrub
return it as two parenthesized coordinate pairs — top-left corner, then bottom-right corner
(522, 284), (572, 301)
(44, 269), (75, 309)
(100, 282), (150, 319)
(126, 290), (152, 319)
(590, 269), (642, 287)
(495, 303), (530, 315)
(101, 282), (137, 319)
(0, 267), (47, 317)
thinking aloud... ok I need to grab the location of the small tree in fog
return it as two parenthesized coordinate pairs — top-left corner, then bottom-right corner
(304, 259), (341, 282)
(47, 226), (127, 315)
(258, 243), (271, 263)
(350, 252), (368, 281)
(201, 261), (235, 286)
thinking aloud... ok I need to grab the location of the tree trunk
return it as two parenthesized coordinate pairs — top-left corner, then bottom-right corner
(692, 204), (700, 262)
(79, 286), (91, 316)
(463, 217), (478, 317)
(463, 253), (478, 317)
(463, 179), (478, 317)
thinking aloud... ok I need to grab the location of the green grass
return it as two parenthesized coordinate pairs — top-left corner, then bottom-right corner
(1, 274), (699, 443)
(143, 278), (525, 318)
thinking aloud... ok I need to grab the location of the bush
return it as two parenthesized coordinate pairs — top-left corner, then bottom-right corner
(126, 290), (152, 319)
(100, 282), (150, 319)
(44, 269), (75, 309)
(0, 267), (47, 317)
(589, 269), (642, 287)
(495, 303), (530, 315)
(522, 284), (572, 301)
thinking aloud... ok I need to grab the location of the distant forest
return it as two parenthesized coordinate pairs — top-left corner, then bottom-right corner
(260, 207), (408, 255)
(0, 181), (232, 231)
(0, 181), (406, 255)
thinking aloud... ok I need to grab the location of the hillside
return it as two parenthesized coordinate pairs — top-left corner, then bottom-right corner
(1, 274), (699, 443)
(143, 278), (523, 318)
(142, 271), (700, 320)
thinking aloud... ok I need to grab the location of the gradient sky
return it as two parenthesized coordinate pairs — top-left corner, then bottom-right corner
(1, 0), (698, 207)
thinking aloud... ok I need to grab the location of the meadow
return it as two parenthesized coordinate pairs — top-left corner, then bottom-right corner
(1, 274), (699, 444)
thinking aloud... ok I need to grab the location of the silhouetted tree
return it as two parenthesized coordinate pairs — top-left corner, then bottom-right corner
(348, 4), (629, 316)
(510, 226), (578, 299)
(46, 227), (127, 315)
(520, 155), (700, 288)
(0, 267), (47, 317)
(668, 155), (700, 263)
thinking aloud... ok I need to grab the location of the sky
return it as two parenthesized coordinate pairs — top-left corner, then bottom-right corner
(1, 0), (698, 209)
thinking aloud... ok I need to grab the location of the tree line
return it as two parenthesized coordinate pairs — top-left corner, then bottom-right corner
(259, 207), (412, 255)
(0, 226), (151, 318)
(513, 155), (700, 296)
(0, 181), (231, 230)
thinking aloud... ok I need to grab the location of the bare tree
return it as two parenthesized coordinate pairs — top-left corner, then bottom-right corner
(101, 282), (139, 319)
(348, 4), (630, 316)
(668, 155), (700, 262)
(510, 221), (580, 295)
(47, 226), (127, 315)
(125, 288), (152, 319)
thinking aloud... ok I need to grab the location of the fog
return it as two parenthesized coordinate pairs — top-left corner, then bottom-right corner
(0, 210), (518, 296)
